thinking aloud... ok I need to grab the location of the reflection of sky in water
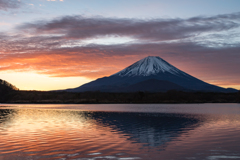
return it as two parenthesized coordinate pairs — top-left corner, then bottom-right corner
(0, 104), (240, 160)
(0, 109), (145, 159)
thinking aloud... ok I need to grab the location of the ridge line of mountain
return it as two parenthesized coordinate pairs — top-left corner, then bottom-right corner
(65, 56), (238, 93)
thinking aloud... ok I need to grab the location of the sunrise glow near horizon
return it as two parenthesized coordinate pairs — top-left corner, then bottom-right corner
(0, 0), (240, 91)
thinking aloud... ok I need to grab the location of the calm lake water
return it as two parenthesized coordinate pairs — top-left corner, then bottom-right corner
(1, 104), (240, 160)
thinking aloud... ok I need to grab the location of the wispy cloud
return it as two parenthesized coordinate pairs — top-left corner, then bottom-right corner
(17, 12), (240, 41)
(0, 0), (22, 10)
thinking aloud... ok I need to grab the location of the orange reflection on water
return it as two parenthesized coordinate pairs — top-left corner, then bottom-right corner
(2, 106), (240, 160)
(0, 109), (152, 159)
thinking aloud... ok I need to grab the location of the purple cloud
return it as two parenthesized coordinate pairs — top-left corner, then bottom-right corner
(0, 0), (22, 10)
(17, 12), (240, 41)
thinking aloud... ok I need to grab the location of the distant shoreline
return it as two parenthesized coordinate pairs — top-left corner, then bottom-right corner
(1, 90), (239, 104)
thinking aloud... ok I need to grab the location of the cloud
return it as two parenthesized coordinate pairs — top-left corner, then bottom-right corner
(1, 39), (240, 84)
(17, 12), (240, 41)
(0, 0), (22, 10)
(0, 21), (10, 26)
(0, 13), (240, 88)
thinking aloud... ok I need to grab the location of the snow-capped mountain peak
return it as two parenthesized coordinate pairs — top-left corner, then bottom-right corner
(114, 56), (180, 77)
(67, 56), (237, 93)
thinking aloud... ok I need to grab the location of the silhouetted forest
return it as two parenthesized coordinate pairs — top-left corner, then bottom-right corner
(1, 90), (239, 103)
(0, 79), (239, 103)
(0, 79), (19, 102)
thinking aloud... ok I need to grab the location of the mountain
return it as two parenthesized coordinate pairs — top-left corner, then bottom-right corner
(118, 79), (185, 92)
(66, 56), (237, 93)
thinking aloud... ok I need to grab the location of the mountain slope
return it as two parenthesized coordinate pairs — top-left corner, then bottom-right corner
(66, 56), (237, 93)
(120, 79), (186, 92)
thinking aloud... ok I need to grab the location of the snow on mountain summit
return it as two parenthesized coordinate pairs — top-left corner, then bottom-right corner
(114, 56), (181, 77)
(67, 56), (237, 93)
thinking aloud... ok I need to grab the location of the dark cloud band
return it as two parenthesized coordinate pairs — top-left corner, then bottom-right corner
(18, 12), (240, 41)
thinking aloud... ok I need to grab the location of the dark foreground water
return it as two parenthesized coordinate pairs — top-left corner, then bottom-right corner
(1, 104), (240, 160)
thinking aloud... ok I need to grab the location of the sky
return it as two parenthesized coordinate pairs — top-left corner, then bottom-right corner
(0, 0), (240, 90)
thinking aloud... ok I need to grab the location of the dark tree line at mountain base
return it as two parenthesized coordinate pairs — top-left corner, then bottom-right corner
(0, 79), (19, 102)
(1, 90), (240, 104)
(0, 78), (239, 104)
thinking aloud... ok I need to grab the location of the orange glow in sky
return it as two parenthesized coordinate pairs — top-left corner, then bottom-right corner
(0, 72), (91, 91)
(0, 0), (240, 90)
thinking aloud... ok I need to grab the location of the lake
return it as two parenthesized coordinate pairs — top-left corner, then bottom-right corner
(1, 104), (240, 160)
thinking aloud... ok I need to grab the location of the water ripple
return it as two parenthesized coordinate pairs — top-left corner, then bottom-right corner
(1, 104), (240, 160)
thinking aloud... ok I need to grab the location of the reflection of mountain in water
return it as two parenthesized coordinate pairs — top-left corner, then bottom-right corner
(0, 109), (203, 148)
(89, 112), (203, 147)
